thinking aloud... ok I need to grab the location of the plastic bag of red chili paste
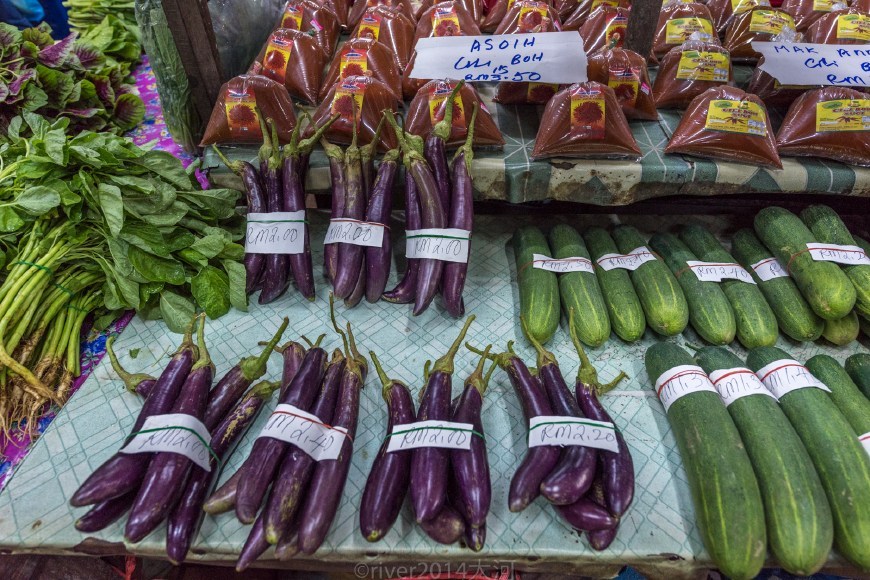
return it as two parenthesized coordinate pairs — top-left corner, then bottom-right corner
(417, 0), (483, 24)
(531, 81), (641, 159)
(652, 1), (718, 58)
(746, 29), (815, 110)
(274, 0), (341, 57)
(804, 8), (870, 43)
(403, 1), (482, 99)
(324, 0), (351, 28)
(665, 85), (782, 168)
(494, 0), (562, 33)
(574, 6), (630, 52)
(652, 41), (733, 109)
(724, 7), (796, 61)
(248, 29), (325, 104)
(405, 80), (505, 147)
(776, 86), (870, 167)
(559, 0), (630, 28)
(587, 46), (658, 120)
(705, 0), (770, 37)
(780, 0), (847, 32)
(201, 75), (297, 146)
(308, 75), (400, 151)
(352, 5), (417, 71)
(320, 38), (402, 101)
(853, 0), (870, 12)
(481, 0), (554, 32)
(349, 0), (416, 30)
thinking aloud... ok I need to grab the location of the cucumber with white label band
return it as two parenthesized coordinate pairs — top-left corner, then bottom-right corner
(694, 346), (832, 576)
(746, 346), (870, 570)
(644, 343), (765, 580)
(805, 354), (870, 437)
(821, 311), (860, 345)
(679, 224), (778, 348)
(846, 353), (870, 400)
(731, 228), (823, 342)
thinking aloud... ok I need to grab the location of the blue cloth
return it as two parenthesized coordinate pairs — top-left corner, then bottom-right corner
(38, 0), (68, 38)
(0, 0), (32, 28)
(9, 0), (42, 21)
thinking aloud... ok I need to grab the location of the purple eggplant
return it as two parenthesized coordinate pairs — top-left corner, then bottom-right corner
(202, 468), (242, 515)
(322, 138), (346, 284)
(166, 380), (281, 564)
(359, 351), (416, 542)
(364, 149), (399, 303)
(74, 491), (136, 533)
(106, 336), (156, 399)
(585, 472), (619, 550)
(125, 316), (215, 543)
(332, 122), (366, 299)
(263, 349), (346, 545)
(70, 316), (199, 507)
(296, 304), (368, 555)
(419, 504), (465, 545)
(449, 344), (494, 530)
(258, 118), (291, 305)
(410, 315), (476, 523)
(275, 510), (301, 560)
(235, 513), (270, 572)
(234, 335), (328, 524)
(344, 255), (366, 308)
(278, 340), (306, 399)
(360, 115), (386, 201)
(441, 103), (478, 318)
(464, 521), (486, 552)
(569, 309), (633, 518)
(424, 81), (463, 220)
(554, 497), (618, 532)
(203, 318), (288, 430)
(382, 171), (421, 304)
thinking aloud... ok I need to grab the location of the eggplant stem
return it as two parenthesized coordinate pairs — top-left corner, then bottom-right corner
(328, 293), (350, 359)
(361, 113), (386, 160)
(432, 80), (465, 142)
(174, 314), (199, 357)
(520, 314), (557, 370)
(240, 317), (288, 381)
(106, 336), (155, 394)
(432, 315), (476, 375)
(465, 344), (492, 395)
(369, 350), (396, 402)
(212, 146), (244, 175)
(298, 113), (340, 155)
(256, 107), (271, 164)
(274, 340), (301, 354)
(454, 101), (479, 171)
(423, 359), (432, 383)
(346, 321), (366, 378)
(599, 371), (628, 396)
(191, 313), (213, 372)
(313, 334), (326, 348)
(248, 379), (282, 400)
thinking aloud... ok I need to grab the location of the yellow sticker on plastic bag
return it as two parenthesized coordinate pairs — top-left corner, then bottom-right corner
(676, 50), (730, 82)
(731, 0), (769, 15)
(837, 14), (870, 42)
(665, 17), (714, 44)
(749, 10), (794, 35)
(705, 99), (768, 137)
(815, 100), (870, 132)
(570, 85), (606, 140)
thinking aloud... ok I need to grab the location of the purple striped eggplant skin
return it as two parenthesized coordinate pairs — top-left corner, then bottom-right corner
(125, 318), (215, 544)
(275, 507), (302, 561)
(382, 171), (420, 304)
(70, 318), (199, 507)
(449, 346), (495, 529)
(359, 116), (385, 201)
(588, 526), (618, 550)
(359, 352), (416, 542)
(322, 139), (346, 284)
(278, 340), (306, 399)
(74, 491), (135, 533)
(411, 316), (476, 523)
(555, 497), (618, 532)
(282, 152), (314, 301)
(465, 522), (486, 552)
(364, 150), (399, 303)
(420, 504), (465, 545)
(409, 152), (446, 316)
(425, 81), (464, 217)
(166, 380), (281, 565)
(258, 120), (291, 305)
(202, 467), (242, 515)
(344, 255), (366, 308)
(333, 134), (366, 299)
(203, 318), (288, 430)
(235, 513), (270, 572)
(106, 336), (156, 399)
(263, 350), (346, 545)
(235, 340), (329, 524)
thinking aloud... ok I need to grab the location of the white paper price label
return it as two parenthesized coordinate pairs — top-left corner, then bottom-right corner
(257, 404), (348, 461)
(406, 228), (471, 263)
(120, 413), (212, 471)
(246, 211), (306, 255)
(532, 253), (594, 274)
(709, 367), (776, 407)
(387, 420), (476, 452)
(528, 416), (619, 453)
(806, 243), (870, 266)
(323, 218), (386, 248)
(596, 246), (657, 271)
(655, 365), (718, 413)
(754, 42), (870, 88)
(756, 359), (830, 399)
(861, 432), (870, 457)
(687, 261), (756, 284)
(750, 257), (789, 281)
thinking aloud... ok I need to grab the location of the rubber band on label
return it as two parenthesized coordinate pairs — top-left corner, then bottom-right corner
(127, 426), (222, 467)
(269, 409), (353, 443)
(12, 260), (53, 275)
(786, 248), (812, 275)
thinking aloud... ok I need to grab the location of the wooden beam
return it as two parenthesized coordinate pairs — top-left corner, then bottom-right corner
(626, 0), (660, 58)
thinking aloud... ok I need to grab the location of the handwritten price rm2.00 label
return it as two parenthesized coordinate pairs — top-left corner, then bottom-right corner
(324, 218), (386, 248)
(406, 228), (471, 263)
(246, 211), (305, 255)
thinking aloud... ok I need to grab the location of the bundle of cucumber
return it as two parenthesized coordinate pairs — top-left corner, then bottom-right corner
(645, 342), (870, 578)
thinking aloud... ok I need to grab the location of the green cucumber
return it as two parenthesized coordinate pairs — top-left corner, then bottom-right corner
(754, 206), (856, 320)
(821, 311), (859, 346)
(746, 346), (870, 570)
(548, 224), (610, 347)
(679, 224), (778, 348)
(649, 232), (736, 345)
(731, 228), (824, 342)
(694, 346), (832, 576)
(861, 314), (870, 339)
(855, 235), (870, 256)
(612, 225), (688, 336)
(583, 227), (646, 342)
(644, 343), (765, 580)
(845, 353), (870, 399)
(801, 205), (870, 318)
(513, 226), (560, 344)
(805, 354), (870, 436)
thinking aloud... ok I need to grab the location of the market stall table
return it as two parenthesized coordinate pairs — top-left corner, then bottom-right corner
(0, 214), (865, 578)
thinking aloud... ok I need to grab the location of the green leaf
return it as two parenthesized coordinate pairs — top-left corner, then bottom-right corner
(114, 270), (141, 309)
(0, 207), (24, 232)
(128, 245), (185, 285)
(15, 185), (61, 215)
(130, 151), (194, 190)
(43, 128), (68, 165)
(107, 238), (133, 276)
(190, 233), (226, 259)
(139, 201), (188, 227)
(139, 281), (164, 304)
(97, 183), (124, 236)
(191, 265), (231, 319)
(218, 242), (245, 261)
(164, 229), (195, 252)
(159, 291), (196, 334)
(22, 84), (48, 112)
(177, 248), (207, 269)
(113, 93), (145, 131)
(102, 278), (122, 310)
(120, 222), (168, 256)
(223, 260), (248, 313)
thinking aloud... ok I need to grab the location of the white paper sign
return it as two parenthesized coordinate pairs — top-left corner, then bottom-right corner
(756, 359), (830, 399)
(861, 432), (870, 457)
(528, 416), (619, 453)
(750, 257), (789, 281)
(410, 32), (588, 84)
(386, 420), (475, 452)
(257, 404), (348, 461)
(655, 365), (718, 413)
(596, 246), (657, 271)
(753, 42), (870, 87)
(323, 218), (386, 248)
(406, 228), (471, 263)
(687, 261), (756, 284)
(532, 253), (594, 274)
(120, 413), (212, 471)
(246, 211), (306, 255)
(709, 367), (776, 407)
(806, 243), (870, 266)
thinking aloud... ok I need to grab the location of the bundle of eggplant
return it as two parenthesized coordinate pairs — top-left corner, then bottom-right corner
(69, 314), (292, 564)
(360, 315), (494, 549)
(202, 296), (366, 571)
(326, 82), (478, 316)
(472, 310), (636, 550)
